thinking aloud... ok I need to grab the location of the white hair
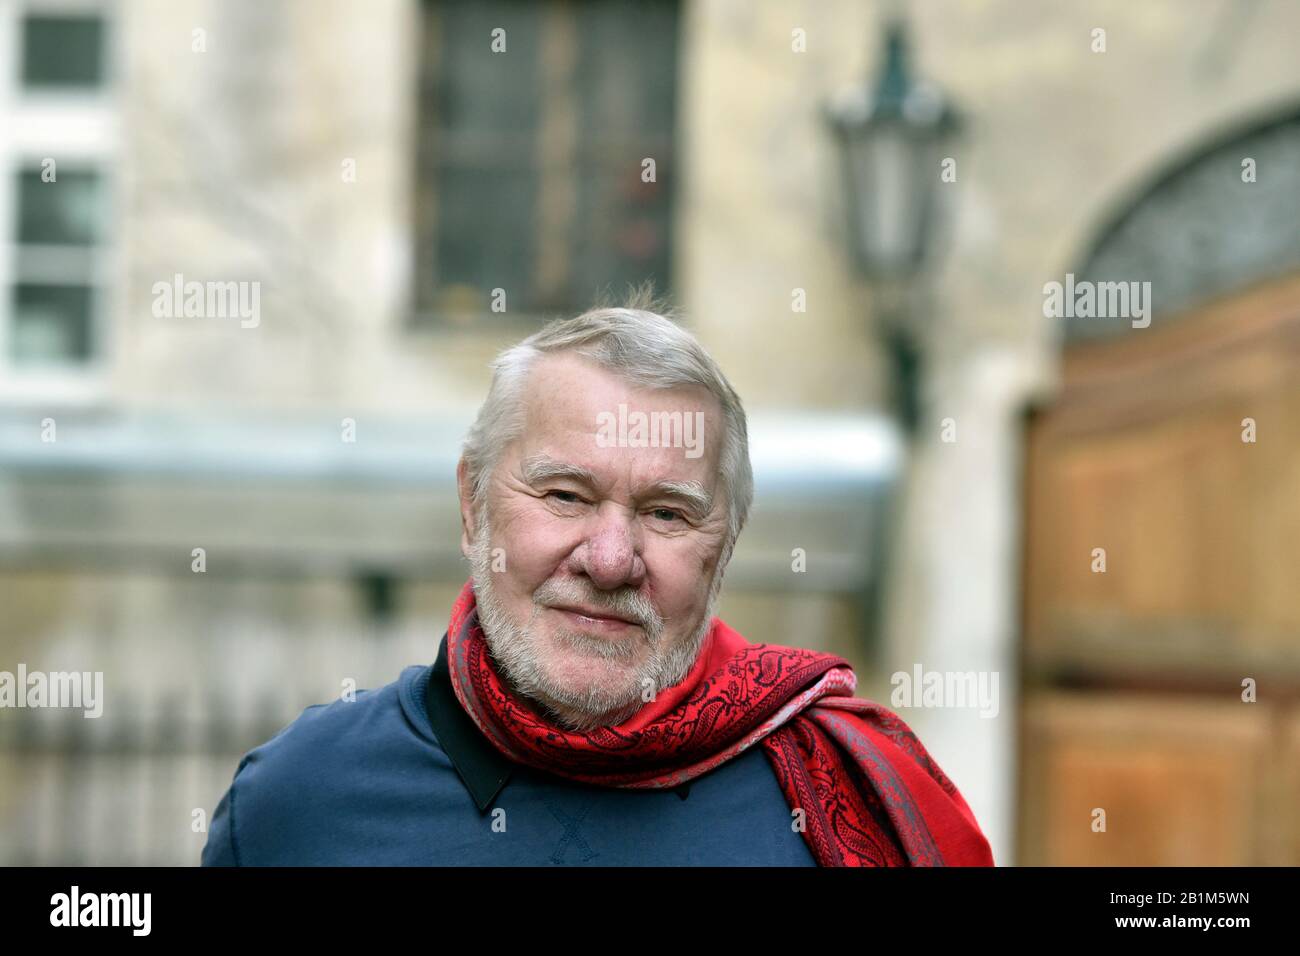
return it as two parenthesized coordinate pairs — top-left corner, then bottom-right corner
(460, 285), (754, 566)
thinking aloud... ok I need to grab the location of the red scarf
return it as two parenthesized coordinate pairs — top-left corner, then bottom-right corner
(446, 578), (994, 866)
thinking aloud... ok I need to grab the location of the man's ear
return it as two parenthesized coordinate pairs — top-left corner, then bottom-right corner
(456, 456), (478, 558)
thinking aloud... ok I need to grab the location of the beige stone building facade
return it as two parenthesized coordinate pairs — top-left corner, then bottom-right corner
(3, 0), (1300, 865)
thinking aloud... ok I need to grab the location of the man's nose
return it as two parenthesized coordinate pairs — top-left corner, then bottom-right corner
(575, 505), (646, 590)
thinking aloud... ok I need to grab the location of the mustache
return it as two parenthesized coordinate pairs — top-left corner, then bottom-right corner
(532, 579), (663, 634)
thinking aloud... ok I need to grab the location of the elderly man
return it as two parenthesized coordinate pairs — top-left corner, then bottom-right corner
(202, 295), (993, 867)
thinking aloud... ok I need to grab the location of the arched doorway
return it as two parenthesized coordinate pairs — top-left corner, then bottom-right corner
(1018, 106), (1300, 865)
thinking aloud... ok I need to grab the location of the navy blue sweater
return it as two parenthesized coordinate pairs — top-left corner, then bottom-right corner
(201, 635), (815, 866)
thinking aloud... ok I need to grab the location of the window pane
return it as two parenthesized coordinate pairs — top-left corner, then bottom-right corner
(432, 2), (543, 136)
(434, 165), (539, 303)
(16, 168), (105, 246)
(11, 284), (94, 364)
(417, 0), (542, 313)
(571, 0), (678, 306)
(21, 15), (106, 89)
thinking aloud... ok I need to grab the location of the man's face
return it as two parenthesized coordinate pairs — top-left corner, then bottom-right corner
(458, 351), (732, 730)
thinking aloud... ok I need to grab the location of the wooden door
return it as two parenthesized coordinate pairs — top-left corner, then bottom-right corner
(1018, 272), (1300, 865)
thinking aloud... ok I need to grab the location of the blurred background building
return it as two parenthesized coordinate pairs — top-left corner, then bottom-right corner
(1, 0), (1298, 866)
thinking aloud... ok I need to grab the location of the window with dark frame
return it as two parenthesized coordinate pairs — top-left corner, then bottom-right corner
(6, 10), (110, 369)
(11, 166), (105, 364)
(21, 13), (106, 90)
(413, 0), (679, 325)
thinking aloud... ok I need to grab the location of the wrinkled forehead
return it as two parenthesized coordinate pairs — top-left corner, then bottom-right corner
(511, 351), (725, 497)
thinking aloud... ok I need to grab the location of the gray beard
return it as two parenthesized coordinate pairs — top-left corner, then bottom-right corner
(466, 510), (722, 731)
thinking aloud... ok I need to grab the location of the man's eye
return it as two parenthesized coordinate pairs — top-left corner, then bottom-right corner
(547, 490), (583, 504)
(650, 508), (683, 523)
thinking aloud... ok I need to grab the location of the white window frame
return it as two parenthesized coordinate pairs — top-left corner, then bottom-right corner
(0, 0), (117, 406)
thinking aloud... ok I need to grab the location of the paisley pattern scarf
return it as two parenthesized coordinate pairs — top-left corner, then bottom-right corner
(445, 578), (994, 866)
